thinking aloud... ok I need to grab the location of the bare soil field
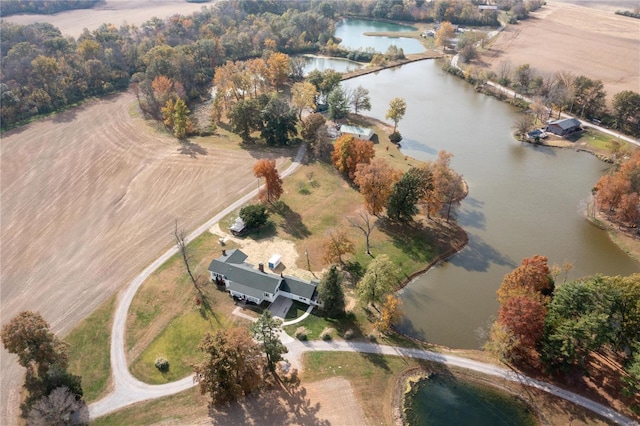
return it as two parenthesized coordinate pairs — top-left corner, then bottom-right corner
(3, 0), (214, 38)
(477, 1), (640, 103)
(0, 92), (292, 424)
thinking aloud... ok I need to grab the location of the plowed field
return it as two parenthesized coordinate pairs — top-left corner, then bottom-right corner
(0, 92), (291, 423)
(477, 1), (640, 103)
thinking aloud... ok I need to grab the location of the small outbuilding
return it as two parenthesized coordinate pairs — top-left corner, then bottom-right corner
(546, 118), (582, 137)
(340, 125), (374, 141)
(268, 254), (282, 270)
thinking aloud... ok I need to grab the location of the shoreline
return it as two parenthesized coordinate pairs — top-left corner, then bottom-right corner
(519, 137), (640, 262)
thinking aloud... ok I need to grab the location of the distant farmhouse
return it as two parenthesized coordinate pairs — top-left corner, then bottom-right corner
(340, 125), (374, 140)
(546, 118), (582, 137)
(208, 249), (319, 306)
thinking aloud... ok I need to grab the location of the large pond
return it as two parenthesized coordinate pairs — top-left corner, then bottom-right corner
(334, 18), (425, 54)
(405, 375), (536, 425)
(341, 60), (640, 349)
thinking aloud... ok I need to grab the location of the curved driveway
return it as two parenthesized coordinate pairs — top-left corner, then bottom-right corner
(89, 143), (637, 425)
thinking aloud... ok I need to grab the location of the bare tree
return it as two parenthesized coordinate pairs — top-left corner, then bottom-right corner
(498, 60), (512, 86)
(347, 210), (376, 256)
(174, 220), (198, 288)
(513, 115), (534, 140)
(27, 387), (89, 426)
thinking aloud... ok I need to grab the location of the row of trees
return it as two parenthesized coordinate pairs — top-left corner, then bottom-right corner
(479, 61), (640, 137)
(331, 133), (465, 224)
(486, 257), (640, 400)
(331, 0), (501, 26)
(1, 311), (88, 424)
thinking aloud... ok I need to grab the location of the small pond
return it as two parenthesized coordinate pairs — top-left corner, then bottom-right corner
(405, 375), (537, 426)
(300, 54), (364, 75)
(334, 18), (425, 54)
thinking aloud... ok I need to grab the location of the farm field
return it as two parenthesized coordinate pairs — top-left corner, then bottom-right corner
(0, 91), (292, 424)
(477, 1), (640, 104)
(2, 0), (213, 38)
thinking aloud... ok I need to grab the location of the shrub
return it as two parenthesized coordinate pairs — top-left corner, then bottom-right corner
(239, 204), (269, 230)
(343, 329), (355, 340)
(320, 327), (335, 341)
(389, 131), (402, 143)
(155, 357), (169, 372)
(295, 327), (308, 341)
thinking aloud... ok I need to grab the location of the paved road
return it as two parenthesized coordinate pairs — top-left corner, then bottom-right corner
(89, 141), (637, 425)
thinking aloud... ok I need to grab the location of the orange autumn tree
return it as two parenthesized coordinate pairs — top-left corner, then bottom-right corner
(354, 159), (400, 216)
(487, 255), (554, 364)
(594, 150), (640, 227)
(497, 255), (554, 304)
(253, 159), (283, 204)
(331, 135), (375, 180)
(498, 295), (546, 356)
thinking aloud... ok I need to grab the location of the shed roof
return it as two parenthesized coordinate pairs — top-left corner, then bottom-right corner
(340, 125), (373, 139)
(549, 118), (581, 130)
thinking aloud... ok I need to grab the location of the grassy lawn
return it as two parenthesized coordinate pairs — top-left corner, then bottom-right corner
(64, 296), (115, 402)
(91, 387), (208, 426)
(566, 128), (637, 157)
(130, 310), (233, 384)
(284, 308), (366, 341)
(125, 231), (248, 383)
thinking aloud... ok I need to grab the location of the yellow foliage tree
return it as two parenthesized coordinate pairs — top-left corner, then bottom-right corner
(375, 294), (402, 334)
(267, 52), (290, 90)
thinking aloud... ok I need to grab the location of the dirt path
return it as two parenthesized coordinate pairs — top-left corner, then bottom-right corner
(0, 92), (291, 424)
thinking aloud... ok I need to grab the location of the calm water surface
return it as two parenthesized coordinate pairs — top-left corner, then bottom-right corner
(334, 18), (424, 54)
(300, 55), (364, 75)
(406, 375), (536, 425)
(342, 61), (640, 349)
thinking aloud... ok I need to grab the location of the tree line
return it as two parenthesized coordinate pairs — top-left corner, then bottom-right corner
(1, 0), (547, 131)
(486, 256), (640, 410)
(0, 0), (335, 129)
(448, 59), (640, 138)
(0, 0), (99, 17)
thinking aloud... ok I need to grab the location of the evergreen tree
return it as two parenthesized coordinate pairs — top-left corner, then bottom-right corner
(387, 167), (432, 222)
(318, 265), (345, 318)
(250, 311), (288, 372)
(327, 85), (350, 120)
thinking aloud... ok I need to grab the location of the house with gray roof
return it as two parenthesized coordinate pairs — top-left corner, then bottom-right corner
(546, 118), (582, 137)
(208, 249), (319, 306)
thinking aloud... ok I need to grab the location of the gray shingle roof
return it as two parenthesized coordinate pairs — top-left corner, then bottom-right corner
(280, 276), (317, 300)
(208, 249), (317, 300)
(549, 118), (581, 130)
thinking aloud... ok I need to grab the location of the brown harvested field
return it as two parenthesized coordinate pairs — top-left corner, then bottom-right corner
(0, 92), (292, 424)
(2, 0), (214, 38)
(477, 1), (640, 103)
